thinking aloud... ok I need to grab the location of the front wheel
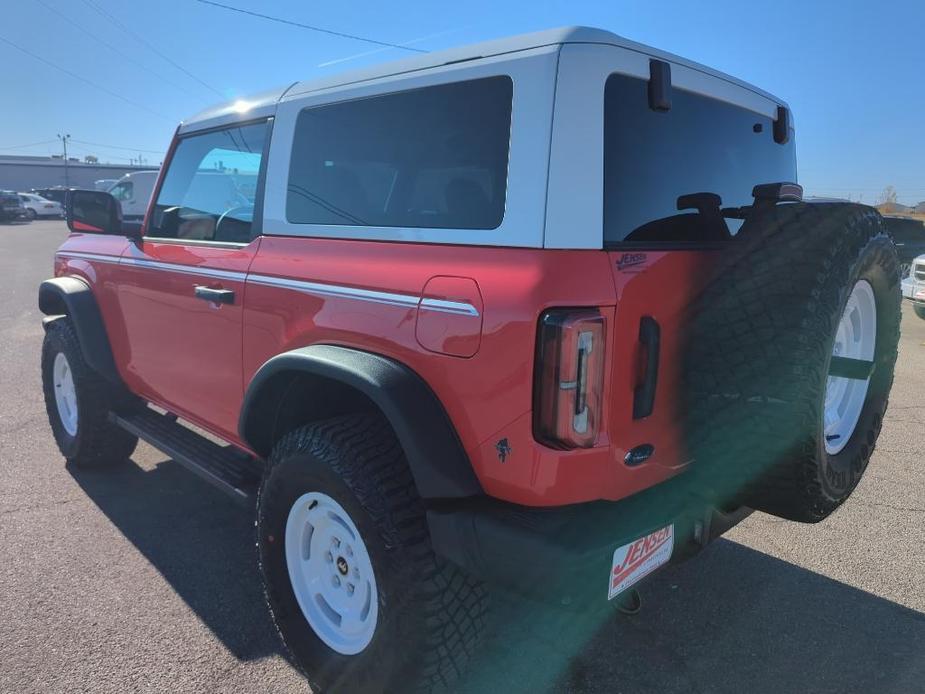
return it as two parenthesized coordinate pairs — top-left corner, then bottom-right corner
(257, 416), (487, 693)
(41, 318), (138, 467)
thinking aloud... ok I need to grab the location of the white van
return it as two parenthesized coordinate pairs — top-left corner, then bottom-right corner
(94, 179), (119, 192)
(107, 171), (159, 220)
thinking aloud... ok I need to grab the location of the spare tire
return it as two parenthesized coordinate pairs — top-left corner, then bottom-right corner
(683, 203), (901, 522)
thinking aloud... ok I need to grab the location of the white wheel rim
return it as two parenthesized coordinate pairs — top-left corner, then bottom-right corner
(53, 352), (78, 436)
(284, 492), (378, 655)
(824, 280), (876, 455)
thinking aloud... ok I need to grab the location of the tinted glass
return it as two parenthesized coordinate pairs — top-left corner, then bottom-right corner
(148, 120), (268, 242)
(287, 76), (513, 230)
(604, 73), (797, 244)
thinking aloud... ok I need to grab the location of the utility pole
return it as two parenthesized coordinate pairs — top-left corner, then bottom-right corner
(57, 133), (71, 187)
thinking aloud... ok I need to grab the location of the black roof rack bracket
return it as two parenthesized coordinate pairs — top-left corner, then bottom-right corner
(648, 59), (672, 112)
(773, 105), (791, 144)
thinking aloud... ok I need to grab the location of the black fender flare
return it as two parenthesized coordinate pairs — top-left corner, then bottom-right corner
(239, 345), (483, 500)
(38, 276), (120, 384)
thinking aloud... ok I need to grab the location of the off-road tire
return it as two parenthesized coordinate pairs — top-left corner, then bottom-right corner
(914, 304), (925, 320)
(41, 317), (138, 467)
(684, 203), (901, 522)
(257, 415), (488, 694)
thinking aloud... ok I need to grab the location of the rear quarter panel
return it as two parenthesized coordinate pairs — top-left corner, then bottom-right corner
(242, 237), (619, 505)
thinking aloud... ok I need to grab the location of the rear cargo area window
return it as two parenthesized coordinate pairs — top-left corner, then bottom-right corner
(603, 73), (797, 245)
(286, 76), (513, 230)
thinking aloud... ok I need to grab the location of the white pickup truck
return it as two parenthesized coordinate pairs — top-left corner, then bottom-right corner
(902, 255), (925, 319)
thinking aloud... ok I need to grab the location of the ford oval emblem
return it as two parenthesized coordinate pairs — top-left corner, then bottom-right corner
(624, 444), (655, 466)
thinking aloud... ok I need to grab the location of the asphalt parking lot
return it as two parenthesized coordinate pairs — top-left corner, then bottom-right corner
(2, 219), (924, 693)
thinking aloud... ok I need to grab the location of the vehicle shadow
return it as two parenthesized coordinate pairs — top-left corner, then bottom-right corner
(69, 456), (282, 663)
(461, 539), (925, 694)
(72, 457), (925, 693)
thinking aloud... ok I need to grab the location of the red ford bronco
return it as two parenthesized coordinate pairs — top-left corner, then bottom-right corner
(39, 27), (901, 693)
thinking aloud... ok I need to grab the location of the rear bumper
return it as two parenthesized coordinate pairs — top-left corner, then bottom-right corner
(427, 480), (750, 603)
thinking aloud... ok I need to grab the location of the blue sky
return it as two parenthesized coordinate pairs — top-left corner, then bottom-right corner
(1, 0), (922, 203)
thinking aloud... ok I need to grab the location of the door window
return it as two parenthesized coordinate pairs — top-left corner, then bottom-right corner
(109, 181), (133, 202)
(147, 120), (269, 242)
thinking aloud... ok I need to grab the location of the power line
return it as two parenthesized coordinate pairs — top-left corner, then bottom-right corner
(0, 33), (173, 120)
(33, 0), (202, 98)
(71, 139), (165, 155)
(194, 0), (427, 53)
(0, 139), (58, 150)
(80, 0), (224, 98)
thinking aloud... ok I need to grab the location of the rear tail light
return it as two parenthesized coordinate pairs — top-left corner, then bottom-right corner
(534, 309), (606, 449)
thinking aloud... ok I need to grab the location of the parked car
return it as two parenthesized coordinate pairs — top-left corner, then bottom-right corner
(18, 193), (63, 219)
(30, 187), (75, 206)
(106, 171), (159, 220)
(883, 215), (925, 277)
(901, 254), (925, 319)
(38, 26), (901, 693)
(0, 190), (28, 221)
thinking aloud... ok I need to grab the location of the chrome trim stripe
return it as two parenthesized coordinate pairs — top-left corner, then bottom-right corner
(59, 252), (480, 317)
(121, 257), (247, 282)
(56, 251), (121, 264)
(248, 275), (480, 317)
(143, 237), (249, 249)
(419, 297), (481, 317)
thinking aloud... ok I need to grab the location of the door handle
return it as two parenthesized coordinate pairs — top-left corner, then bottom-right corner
(633, 316), (660, 419)
(194, 285), (235, 305)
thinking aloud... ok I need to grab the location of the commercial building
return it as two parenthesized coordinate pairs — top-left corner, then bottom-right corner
(0, 154), (158, 191)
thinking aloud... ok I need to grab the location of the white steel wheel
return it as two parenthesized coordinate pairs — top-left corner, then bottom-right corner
(824, 280), (877, 455)
(284, 491), (378, 656)
(52, 352), (79, 436)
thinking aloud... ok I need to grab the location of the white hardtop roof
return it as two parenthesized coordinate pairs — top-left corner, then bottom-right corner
(181, 26), (788, 132)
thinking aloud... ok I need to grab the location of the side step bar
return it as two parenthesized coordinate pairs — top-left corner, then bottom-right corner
(111, 408), (262, 506)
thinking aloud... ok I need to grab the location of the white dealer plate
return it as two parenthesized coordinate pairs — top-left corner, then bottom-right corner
(608, 524), (674, 600)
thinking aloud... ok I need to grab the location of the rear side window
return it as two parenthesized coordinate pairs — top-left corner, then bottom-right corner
(603, 73), (797, 245)
(286, 76), (513, 230)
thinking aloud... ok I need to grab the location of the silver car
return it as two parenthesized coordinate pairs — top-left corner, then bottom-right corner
(902, 254), (925, 319)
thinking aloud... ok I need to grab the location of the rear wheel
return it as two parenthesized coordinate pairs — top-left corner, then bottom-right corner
(257, 415), (487, 693)
(25, 208), (37, 220)
(685, 204), (901, 521)
(41, 318), (138, 467)
(914, 304), (925, 320)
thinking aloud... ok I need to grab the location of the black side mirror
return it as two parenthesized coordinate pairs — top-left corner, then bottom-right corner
(66, 190), (139, 239)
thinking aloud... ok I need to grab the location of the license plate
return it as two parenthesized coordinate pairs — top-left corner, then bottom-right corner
(608, 524), (674, 600)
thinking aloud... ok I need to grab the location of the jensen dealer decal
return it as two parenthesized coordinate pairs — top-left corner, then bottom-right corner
(608, 524), (674, 600)
(615, 252), (648, 271)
